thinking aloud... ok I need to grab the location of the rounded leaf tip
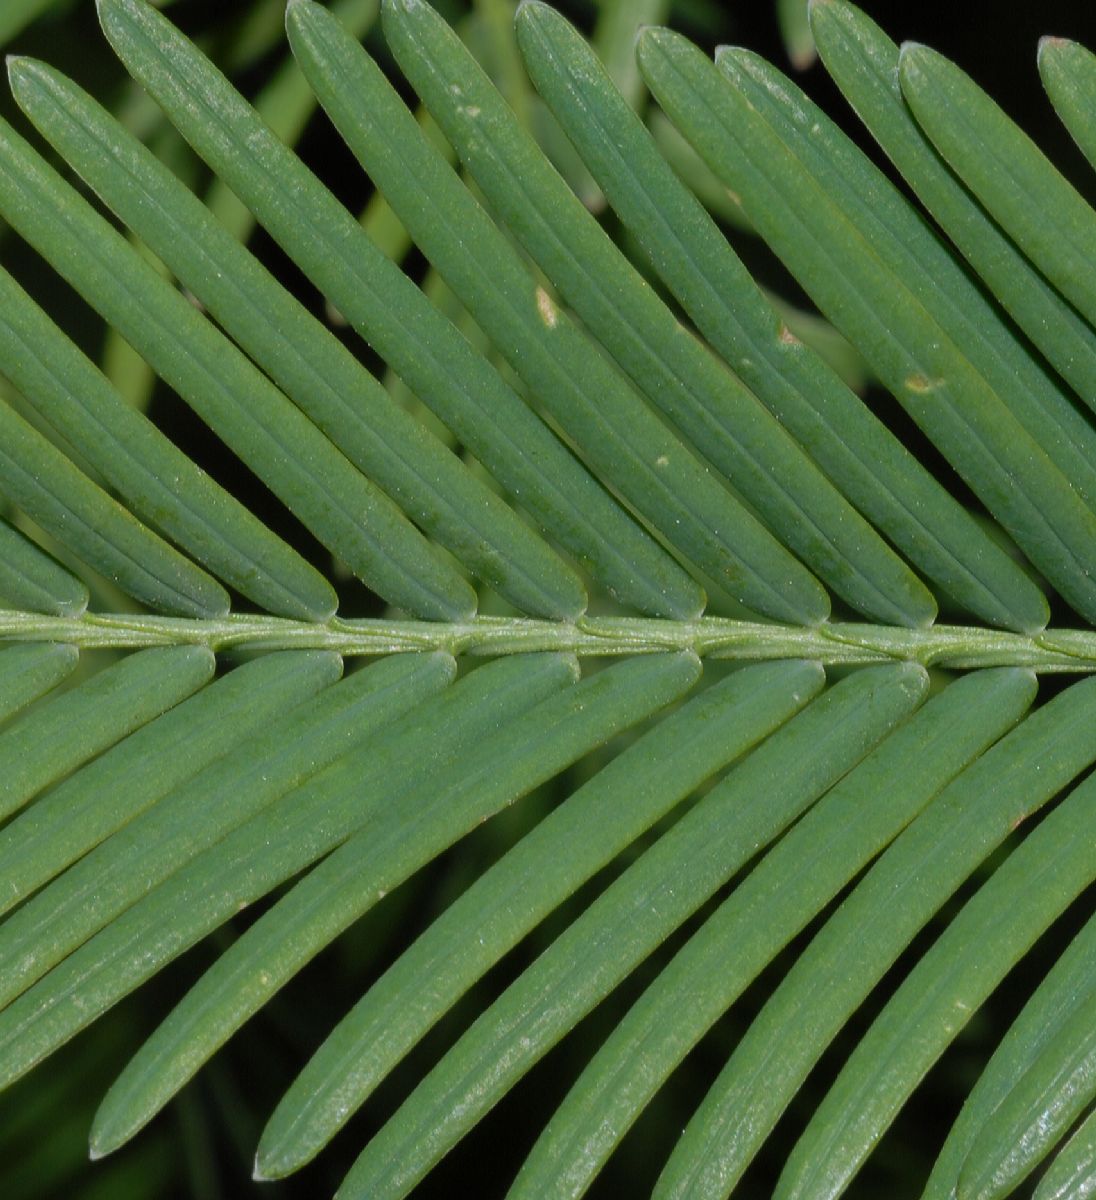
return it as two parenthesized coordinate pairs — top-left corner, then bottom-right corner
(4, 53), (45, 88)
(634, 23), (671, 53)
(253, 1130), (306, 1181)
(633, 22), (670, 51)
(805, 0), (836, 36)
(96, 0), (148, 44)
(283, 0), (313, 34)
(88, 1114), (127, 1162)
(898, 40), (931, 64)
(1037, 35), (1070, 63)
(95, 0), (128, 25)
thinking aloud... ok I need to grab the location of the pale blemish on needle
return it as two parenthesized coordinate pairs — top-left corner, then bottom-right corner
(536, 286), (559, 329)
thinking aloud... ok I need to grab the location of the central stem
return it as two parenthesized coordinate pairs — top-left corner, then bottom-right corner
(1, 610), (1094, 671)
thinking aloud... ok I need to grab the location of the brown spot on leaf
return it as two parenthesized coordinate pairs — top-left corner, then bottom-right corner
(778, 324), (801, 346)
(906, 373), (942, 394)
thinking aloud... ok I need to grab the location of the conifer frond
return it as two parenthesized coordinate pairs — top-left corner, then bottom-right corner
(0, 2), (1092, 1197)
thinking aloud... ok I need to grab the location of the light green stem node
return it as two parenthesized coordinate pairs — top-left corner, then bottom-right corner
(1, 610), (1094, 670)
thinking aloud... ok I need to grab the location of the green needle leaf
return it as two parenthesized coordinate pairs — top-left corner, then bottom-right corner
(291, 0), (831, 626)
(776, 716), (1096, 1200)
(522, 1), (1045, 635)
(958, 987), (1096, 1200)
(97, 0), (701, 620)
(203, 0), (380, 243)
(357, 102), (455, 268)
(647, 108), (754, 230)
(0, 401), (229, 618)
(0, 518), (87, 618)
(254, 658), (823, 1179)
(369, 0), (930, 628)
(0, 4), (1091, 1193)
(90, 652), (700, 1156)
(900, 41), (1096, 334)
(1039, 37), (1096, 171)
(638, 25), (1096, 624)
(922, 911), (1096, 1200)
(653, 668), (1096, 1200)
(0, 650), (344, 917)
(335, 663), (927, 1200)
(709, 41), (1096, 530)
(1033, 1107), (1096, 1200)
(766, 294), (871, 393)
(9, 56), (586, 622)
(0, 257), (325, 620)
(509, 666), (1034, 1200)
(0, 114), (472, 622)
(0, 655), (582, 1092)
(809, 0), (1096, 417)
(0, 651), (453, 1013)
(0, 642), (78, 725)
(0, 645), (213, 823)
